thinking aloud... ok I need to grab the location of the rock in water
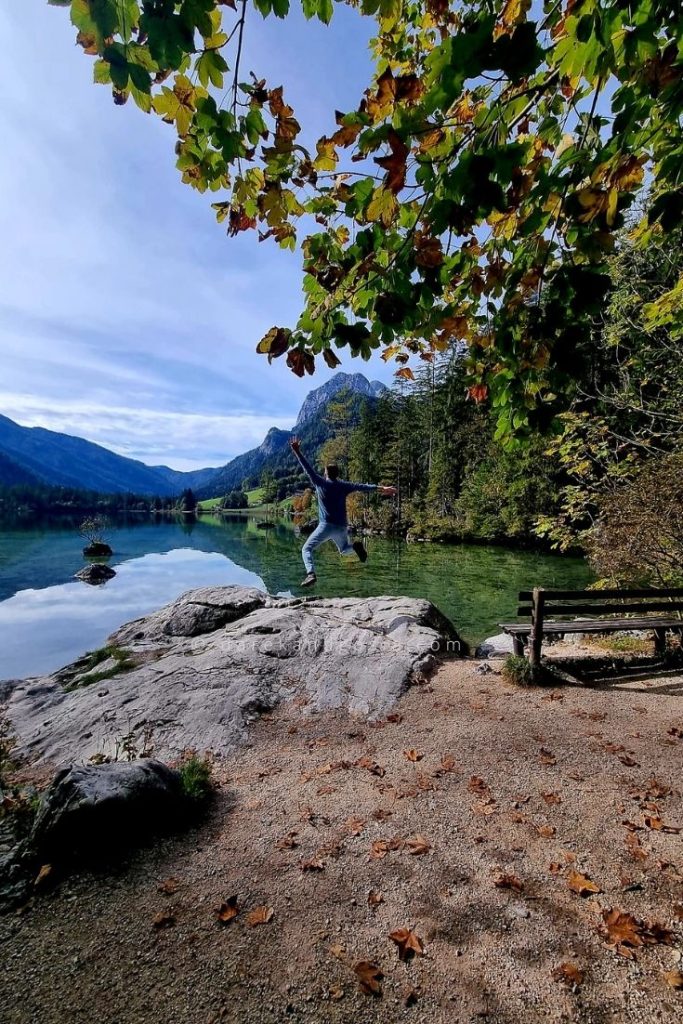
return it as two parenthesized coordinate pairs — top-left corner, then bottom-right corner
(2, 586), (465, 766)
(30, 760), (184, 862)
(74, 563), (116, 585)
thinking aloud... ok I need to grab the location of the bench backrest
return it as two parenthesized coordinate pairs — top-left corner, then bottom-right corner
(517, 588), (683, 619)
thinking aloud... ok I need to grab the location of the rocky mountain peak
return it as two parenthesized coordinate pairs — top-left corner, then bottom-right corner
(295, 372), (386, 427)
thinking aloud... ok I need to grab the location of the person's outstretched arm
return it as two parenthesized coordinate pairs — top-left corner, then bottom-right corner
(344, 481), (397, 497)
(289, 436), (324, 486)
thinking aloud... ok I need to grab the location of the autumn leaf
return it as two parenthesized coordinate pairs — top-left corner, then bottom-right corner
(215, 896), (239, 924)
(551, 962), (584, 986)
(246, 906), (274, 927)
(344, 817), (366, 836)
(644, 816), (680, 834)
(468, 776), (491, 796)
(368, 889), (384, 908)
(389, 927), (424, 961)
(375, 129), (409, 194)
(366, 186), (398, 227)
(403, 749), (423, 762)
(537, 824), (556, 838)
(157, 877), (181, 895)
(365, 67), (395, 122)
(256, 326), (291, 361)
(664, 970), (683, 990)
(403, 986), (420, 1007)
(600, 908), (673, 958)
(395, 367), (414, 381)
(300, 856), (325, 872)
(567, 870), (602, 897)
(354, 960), (383, 997)
(542, 792), (562, 805)
(468, 383), (488, 403)
(276, 831), (299, 850)
(538, 748), (557, 765)
(287, 349), (315, 377)
(405, 834), (431, 856)
(494, 873), (524, 893)
(356, 756), (385, 777)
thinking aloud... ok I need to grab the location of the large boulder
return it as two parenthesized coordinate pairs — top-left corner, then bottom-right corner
(3, 586), (465, 766)
(30, 760), (185, 862)
(475, 633), (516, 658)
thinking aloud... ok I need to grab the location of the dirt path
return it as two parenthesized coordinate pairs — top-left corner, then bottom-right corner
(1, 661), (682, 1024)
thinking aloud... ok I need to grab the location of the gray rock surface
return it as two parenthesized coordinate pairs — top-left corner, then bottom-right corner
(475, 632), (516, 658)
(3, 586), (464, 766)
(30, 760), (184, 862)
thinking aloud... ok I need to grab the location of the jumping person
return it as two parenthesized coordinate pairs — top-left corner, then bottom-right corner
(289, 436), (397, 587)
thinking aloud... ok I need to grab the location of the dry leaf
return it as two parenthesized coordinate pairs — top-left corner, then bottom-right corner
(317, 784), (336, 795)
(386, 712), (403, 723)
(405, 834), (431, 856)
(389, 927), (424, 961)
(372, 808), (393, 821)
(247, 906), (274, 927)
(567, 870), (601, 897)
(549, 862), (563, 875)
(153, 910), (176, 930)
(329, 942), (346, 961)
(434, 754), (458, 775)
(645, 816), (680, 834)
(276, 831), (299, 850)
(215, 896), (239, 924)
(552, 962), (584, 986)
(600, 908), (673, 958)
(472, 800), (497, 816)
(404, 749), (424, 762)
(538, 749), (557, 765)
(542, 792), (562, 806)
(368, 889), (384, 908)
(370, 840), (390, 860)
(344, 817), (366, 836)
(354, 960), (383, 996)
(328, 983), (344, 1001)
(34, 864), (53, 888)
(537, 824), (556, 838)
(157, 877), (181, 895)
(300, 857), (325, 872)
(403, 985), (420, 1007)
(494, 873), (524, 892)
(664, 970), (683, 990)
(625, 832), (648, 862)
(356, 756), (385, 777)
(619, 755), (640, 767)
(468, 776), (491, 796)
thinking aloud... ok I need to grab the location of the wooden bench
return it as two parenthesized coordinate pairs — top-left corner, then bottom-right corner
(500, 588), (683, 668)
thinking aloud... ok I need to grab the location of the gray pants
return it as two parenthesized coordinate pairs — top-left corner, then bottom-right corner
(302, 522), (354, 573)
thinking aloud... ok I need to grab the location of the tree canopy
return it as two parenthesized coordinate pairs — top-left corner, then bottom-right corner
(51, 0), (683, 436)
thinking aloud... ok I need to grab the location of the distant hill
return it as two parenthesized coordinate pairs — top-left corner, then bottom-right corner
(0, 372), (386, 499)
(0, 414), (215, 496)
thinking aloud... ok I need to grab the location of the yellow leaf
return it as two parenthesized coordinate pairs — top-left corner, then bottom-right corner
(366, 186), (398, 227)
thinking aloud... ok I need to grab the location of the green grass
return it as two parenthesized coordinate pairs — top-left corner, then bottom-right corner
(197, 496), (223, 510)
(64, 646), (135, 691)
(501, 654), (549, 687)
(179, 754), (214, 804)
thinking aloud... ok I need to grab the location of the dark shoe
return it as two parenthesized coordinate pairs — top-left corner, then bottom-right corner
(353, 541), (368, 563)
(301, 572), (317, 588)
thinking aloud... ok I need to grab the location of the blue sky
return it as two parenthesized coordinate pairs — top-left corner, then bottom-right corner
(0, 2), (393, 470)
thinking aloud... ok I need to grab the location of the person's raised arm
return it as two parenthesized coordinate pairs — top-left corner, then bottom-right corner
(289, 436), (324, 486)
(344, 481), (397, 496)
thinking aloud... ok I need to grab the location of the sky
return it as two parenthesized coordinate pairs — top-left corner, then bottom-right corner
(0, 2), (393, 471)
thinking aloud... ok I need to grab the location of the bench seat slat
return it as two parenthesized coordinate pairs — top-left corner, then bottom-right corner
(500, 617), (683, 636)
(517, 601), (683, 617)
(518, 588), (683, 601)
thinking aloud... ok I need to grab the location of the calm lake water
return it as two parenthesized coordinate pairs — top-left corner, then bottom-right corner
(0, 515), (592, 679)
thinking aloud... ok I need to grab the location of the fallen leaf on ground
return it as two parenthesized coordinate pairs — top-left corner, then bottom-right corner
(604, 742), (625, 754)
(276, 832), (299, 850)
(246, 906), (274, 927)
(551, 962), (584, 986)
(34, 864), (53, 888)
(215, 896), (239, 924)
(433, 754), (458, 776)
(153, 910), (176, 930)
(600, 908), (674, 958)
(368, 889), (384, 908)
(354, 961), (383, 996)
(370, 840), (390, 860)
(549, 862), (563, 875)
(538, 749), (557, 765)
(472, 800), (497, 816)
(645, 816), (680, 834)
(386, 713), (403, 723)
(404, 749), (424, 762)
(567, 870), (601, 897)
(664, 970), (683, 989)
(389, 927), (424, 961)
(537, 824), (556, 838)
(619, 755), (640, 767)
(344, 817), (366, 835)
(468, 776), (491, 796)
(372, 808), (393, 821)
(625, 832), (648, 862)
(157, 877), (181, 895)
(403, 986), (420, 1006)
(356, 756), (385, 777)
(317, 784), (336, 795)
(328, 983), (344, 1001)
(405, 834), (431, 855)
(494, 873), (524, 892)
(300, 856), (325, 872)
(329, 943), (346, 961)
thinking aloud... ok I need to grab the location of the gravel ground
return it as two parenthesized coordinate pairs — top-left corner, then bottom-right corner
(1, 659), (682, 1024)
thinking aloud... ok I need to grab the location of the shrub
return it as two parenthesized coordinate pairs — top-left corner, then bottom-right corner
(501, 655), (547, 687)
(179, 755), (214, 805)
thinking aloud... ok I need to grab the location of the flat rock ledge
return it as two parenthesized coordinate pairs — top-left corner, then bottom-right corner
(2, 587), (465, 767)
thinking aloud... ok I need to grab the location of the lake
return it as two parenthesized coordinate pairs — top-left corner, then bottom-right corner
(0, 514), (592, 679)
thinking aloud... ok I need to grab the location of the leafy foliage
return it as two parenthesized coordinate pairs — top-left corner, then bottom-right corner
(52, 0), (683, 437)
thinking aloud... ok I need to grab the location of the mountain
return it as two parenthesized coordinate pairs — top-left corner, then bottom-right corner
(296, 373), (385, 427)
(0, 372), (386, 499)
(0, 414), (216, 496)
(198, 373), (387, 498)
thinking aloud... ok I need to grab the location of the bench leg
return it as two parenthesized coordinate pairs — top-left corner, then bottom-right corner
(512, 635), (525, 657)
(654, 628), (667, 656)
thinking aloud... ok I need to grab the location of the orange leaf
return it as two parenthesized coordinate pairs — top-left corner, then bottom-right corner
(215, 896), (239, 924)
(551, 962), (584, 986)
(34, 864), (53, 888)
(395, 367), (414, 381)
(405, 834), (431, 856)
(403, 749), (424, 762)
(247, 906), (274, 927)
(157, 877), (181, 895)
(153, 910), (176, 930)
(567, 870), (601, 897)
(300, 856), (325, 872)
(344, 817), (366, 836)
(494, 873), (524, 893)
(368, 889), (384, 908)
(354, 960), (383, 996)
(389, 927), (424, 961)
(664, 970), (683, 990)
